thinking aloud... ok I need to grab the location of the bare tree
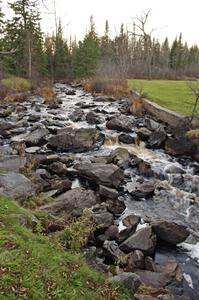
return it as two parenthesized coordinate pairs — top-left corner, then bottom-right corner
(188, 81), (199, 124)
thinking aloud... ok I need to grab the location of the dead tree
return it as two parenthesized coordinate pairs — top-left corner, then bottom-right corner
(188, 81), (199, 124)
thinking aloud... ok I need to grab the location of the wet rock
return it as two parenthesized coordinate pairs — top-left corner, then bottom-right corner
(138, 160), (154, 177)
(48, 128), (104, 152)
(28, 114), (41, 122)
(109, 272), (141, 293)
(151, 220), (189, 245)
(124, 250), (145, 271)
(25, 147), (40, 154)
(135, 270), (170, 288)
(48, 162), (67, 176)
(69, 109), (84, 122)
(93, 212), (114, 229)
(165, 137), (196, 157)
(50, 178), (72, 195)
(126, 181), (155, 199)
(148, 130), (167, 149)
(119, 215), (141, 243)
(162, 260), (183, 284)
(145, 256), (156, 272)
(0, 121), (14, 137)
(99, 185), (118, 200)
(119, 133), (135, 144)
(106, 115), (135, 132)
(106, 198), (126, 215)
(86, 111), (100, 124)
(137, 127), (152, 141)
(41, 187), (97, 219)
(65, 89), (76, 95)
(94, 95), (116, 102)
(24, 128), (49, 146)
(164, 164), (185, 174)
(97, 225), (119, 244)
(74, 162), (124, 188)
(103, 240), (122, 263)
(145, 118), (163, 131)
(111, 147), (130, 168)
(120, 227), (157, 255)
(0, 172), (36, 200)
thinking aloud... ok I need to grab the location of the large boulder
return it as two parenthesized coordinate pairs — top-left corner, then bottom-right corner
(151, 220), (189, 245)
(135, 270), (170, 288)
(24, 128), (49, 146)
(0, 172), (36, 200)
(106, 116), (135, 132)
(41, 187), (97, 219)
(74, 162), (124, 188)
(148, 130), (167, 149)
(48, 128), (104, 152)
(119, 227), (157, 255)
(165, 137), (196, 157)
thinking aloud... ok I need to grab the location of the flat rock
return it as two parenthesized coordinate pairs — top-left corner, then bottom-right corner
(41, 187), (97, 219)
(74, 162), (124, 188)
(0, 172), (36, 200)
(48, 128), (104, 152)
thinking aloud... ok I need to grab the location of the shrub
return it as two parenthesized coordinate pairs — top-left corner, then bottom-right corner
(39, 85), (56, 104)
(59, 209), (96, 251)
(186, 129), (199, 139)
(1, 76), (31, 92)
(84, 77), (128, 97)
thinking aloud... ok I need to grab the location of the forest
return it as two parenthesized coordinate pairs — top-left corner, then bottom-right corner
(0, 0), (199, 83)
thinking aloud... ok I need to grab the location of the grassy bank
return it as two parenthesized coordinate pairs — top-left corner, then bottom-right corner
(0, 196), (130, 300)
(128, 79), (199, 116)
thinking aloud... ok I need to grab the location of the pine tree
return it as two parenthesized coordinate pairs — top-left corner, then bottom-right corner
(73, 16), (100, 78)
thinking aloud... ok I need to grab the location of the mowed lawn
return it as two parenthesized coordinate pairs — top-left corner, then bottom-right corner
(128, 79), (199, 116)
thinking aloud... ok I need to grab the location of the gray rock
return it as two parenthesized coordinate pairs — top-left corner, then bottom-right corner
(135, 270), (170, 288)
(0, 172), (36, 200)
(93, 212), (114, 229)
(24, 128), (49, 146)
(48, 128), (104, 152)
(75, 162), (124, 188)
(41, 187), (97, 219)
(106, 115), (135, 132)
(69, 109), (84, 122)
(119, 133), (135, 144)
(103, 240), (122, 263)
(151, 220), (189, 245)
(137, 127), (152, 141)
(99, 185), (118, 200)
(110, 272), (141, 293)
(120, 227), (157, 255)
(124, 250), (145, 271)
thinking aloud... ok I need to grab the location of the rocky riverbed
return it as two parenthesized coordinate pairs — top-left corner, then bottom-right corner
(0, 83), (199, 299)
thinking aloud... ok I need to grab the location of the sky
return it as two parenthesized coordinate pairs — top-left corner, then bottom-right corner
(2, 0), (199, 46)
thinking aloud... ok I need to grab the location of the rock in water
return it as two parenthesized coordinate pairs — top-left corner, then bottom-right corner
(106, 115), (135, 132)
(74, 162), (124, 188)
(151, 220), (189, 245)
(119, 227), (157, 255)
(0, 172), (36, 200)
(41, 187), (97, 219)
(48, 128), (104, 152)
(24, 128), (49, 146)
(165, 137), (196, 156)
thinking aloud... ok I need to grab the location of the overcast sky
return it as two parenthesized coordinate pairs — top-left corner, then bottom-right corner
(3, 0), (199, 45)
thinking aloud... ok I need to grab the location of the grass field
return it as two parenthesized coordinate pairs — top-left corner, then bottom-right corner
(128, 79), (199, 116)
(0, 196), (130, 300)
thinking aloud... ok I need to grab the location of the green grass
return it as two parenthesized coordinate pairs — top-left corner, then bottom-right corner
(128, 79), (199, 116)
(0, 196), (130, 300)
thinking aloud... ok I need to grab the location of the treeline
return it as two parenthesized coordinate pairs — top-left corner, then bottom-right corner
(0, 0), (199, 82)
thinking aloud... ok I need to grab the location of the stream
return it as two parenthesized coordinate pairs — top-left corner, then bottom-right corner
(0, 83), (199, 299)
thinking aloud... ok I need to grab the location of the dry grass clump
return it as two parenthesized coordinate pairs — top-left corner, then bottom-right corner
(39, 85), (56, 104)
(84, 77), (128, 97)
(186, 129), (199, 139)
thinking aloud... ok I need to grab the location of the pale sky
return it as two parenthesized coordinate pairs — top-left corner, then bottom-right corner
(2, 0), (199, 46)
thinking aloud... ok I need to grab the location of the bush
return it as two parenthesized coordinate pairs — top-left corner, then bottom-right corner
(1, 76), (31, 92)
(59, 209), (96, 251)
(84, 77), (128, 97)
(39, 85), (56, 104)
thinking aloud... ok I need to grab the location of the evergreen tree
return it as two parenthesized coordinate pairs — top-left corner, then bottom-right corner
(73, 16), (100, 78)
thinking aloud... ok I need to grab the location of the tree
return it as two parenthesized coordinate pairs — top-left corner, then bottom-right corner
(4, 0), (45, 81)
(188, 82), (199, 123)
(73, 16), (100, 78)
